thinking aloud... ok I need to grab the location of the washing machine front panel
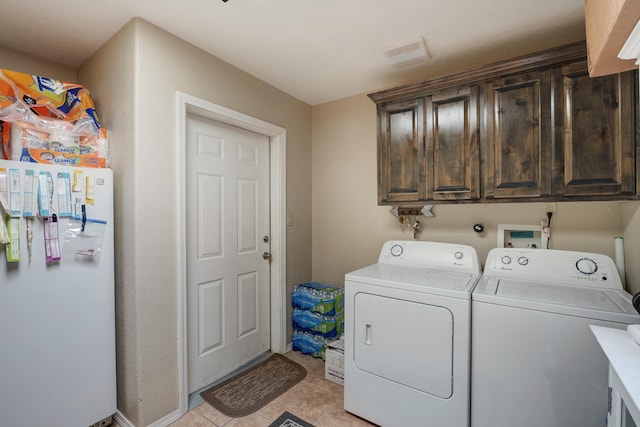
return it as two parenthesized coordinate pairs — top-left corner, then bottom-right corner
(471, 301), (629, 427)
(353, 292), (453, 398)
(472, 248), (640, 427)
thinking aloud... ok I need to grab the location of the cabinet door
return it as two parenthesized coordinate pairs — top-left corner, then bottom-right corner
(552, 62), (635, 197)
(377, 98), (425, 204)
(426, 86), (480, 201)
(482, 71), (552, 199)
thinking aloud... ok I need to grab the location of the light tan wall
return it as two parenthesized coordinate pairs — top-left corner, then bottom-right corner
(0, 45), (76, 82)
(311, 94), (627, 285)
(79, 18), (312, 426)
(76, 21), (140, 425)
(621, 202), (640, 295)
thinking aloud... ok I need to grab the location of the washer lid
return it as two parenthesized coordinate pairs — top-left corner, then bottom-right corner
(473, 276), (640, 322)
(496, 279), (621, 311)
(345, 263), (479, 298)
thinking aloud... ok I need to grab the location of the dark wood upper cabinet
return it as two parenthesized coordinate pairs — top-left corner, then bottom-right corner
(377, 98), (426, 204)
(552, 61), (635, 197)
(369, 42), (637, 205)
(426, 85), (480, 201)
(483, 71), (552, 199)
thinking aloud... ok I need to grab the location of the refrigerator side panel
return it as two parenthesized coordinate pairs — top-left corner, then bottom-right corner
(0, 161), (116, 427)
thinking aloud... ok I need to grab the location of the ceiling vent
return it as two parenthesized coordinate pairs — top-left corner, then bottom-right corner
(383, 37), (430, 67)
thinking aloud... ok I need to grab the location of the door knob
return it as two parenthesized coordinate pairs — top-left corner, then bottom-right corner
(262, 252), (272, 261)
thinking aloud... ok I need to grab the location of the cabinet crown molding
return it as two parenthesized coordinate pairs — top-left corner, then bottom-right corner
(368, 42), (587, 105)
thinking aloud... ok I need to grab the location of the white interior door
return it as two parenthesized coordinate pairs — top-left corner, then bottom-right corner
(186, 114), (271, 393)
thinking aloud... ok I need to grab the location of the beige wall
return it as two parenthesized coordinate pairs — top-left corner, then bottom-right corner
(79, 18), (312, 426)
(311, 94), (635, 290)
(0, 45), (76, 82)
(621, 202), (640, 295)
(76, 21), (140, 425)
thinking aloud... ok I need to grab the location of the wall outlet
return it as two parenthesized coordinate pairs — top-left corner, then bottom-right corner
(542, 203), (556, 220)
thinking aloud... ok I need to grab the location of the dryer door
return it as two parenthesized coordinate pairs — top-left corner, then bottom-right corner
(353, 292), (453, 398)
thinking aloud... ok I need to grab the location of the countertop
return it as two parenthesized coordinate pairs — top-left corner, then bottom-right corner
(590, 325), (640, 423)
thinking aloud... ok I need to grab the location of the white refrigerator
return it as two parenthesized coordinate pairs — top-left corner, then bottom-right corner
(0, 160), (116, 426)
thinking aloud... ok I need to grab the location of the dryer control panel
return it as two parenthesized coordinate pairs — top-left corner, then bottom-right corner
(378, 240), (480, 274)
(484, 248), (622, 289)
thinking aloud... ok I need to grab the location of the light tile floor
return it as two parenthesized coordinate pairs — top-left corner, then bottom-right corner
(115, 351), (375, 427)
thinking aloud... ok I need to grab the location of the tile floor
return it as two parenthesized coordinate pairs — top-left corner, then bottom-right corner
(114, 351), (375, 427)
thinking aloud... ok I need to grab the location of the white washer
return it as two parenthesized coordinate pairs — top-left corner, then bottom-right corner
(472, 248), (640, 427)
(344, 240), (481, 427)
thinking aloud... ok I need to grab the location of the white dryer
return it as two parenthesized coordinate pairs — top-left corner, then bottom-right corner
(344, 240), (481, 427)
(472, 248), (640, 427)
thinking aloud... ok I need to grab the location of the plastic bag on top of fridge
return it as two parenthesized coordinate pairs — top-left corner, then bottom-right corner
(0, 69), (110, 167)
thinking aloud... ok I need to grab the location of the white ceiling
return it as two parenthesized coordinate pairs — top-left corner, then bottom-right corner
(0, 0), (586, 106)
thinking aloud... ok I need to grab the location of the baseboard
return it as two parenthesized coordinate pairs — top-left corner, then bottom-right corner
(113, 408), (182, 427)
(147, 408), (182, 427)
(112, 411), (133, 427)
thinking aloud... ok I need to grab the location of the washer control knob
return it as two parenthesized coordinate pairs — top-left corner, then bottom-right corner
(518, 256), (529, 266)
(390, 244), (403, 257)
(454, 251), (464, 260)
(501, 255), (512, 265)
(576, 257), (598, 275)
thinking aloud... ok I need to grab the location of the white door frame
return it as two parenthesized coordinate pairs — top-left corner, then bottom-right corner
(176, 92), (287, 416)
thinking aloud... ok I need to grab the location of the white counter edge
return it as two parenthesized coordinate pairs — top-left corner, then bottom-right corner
(590, 325), (640, 424)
